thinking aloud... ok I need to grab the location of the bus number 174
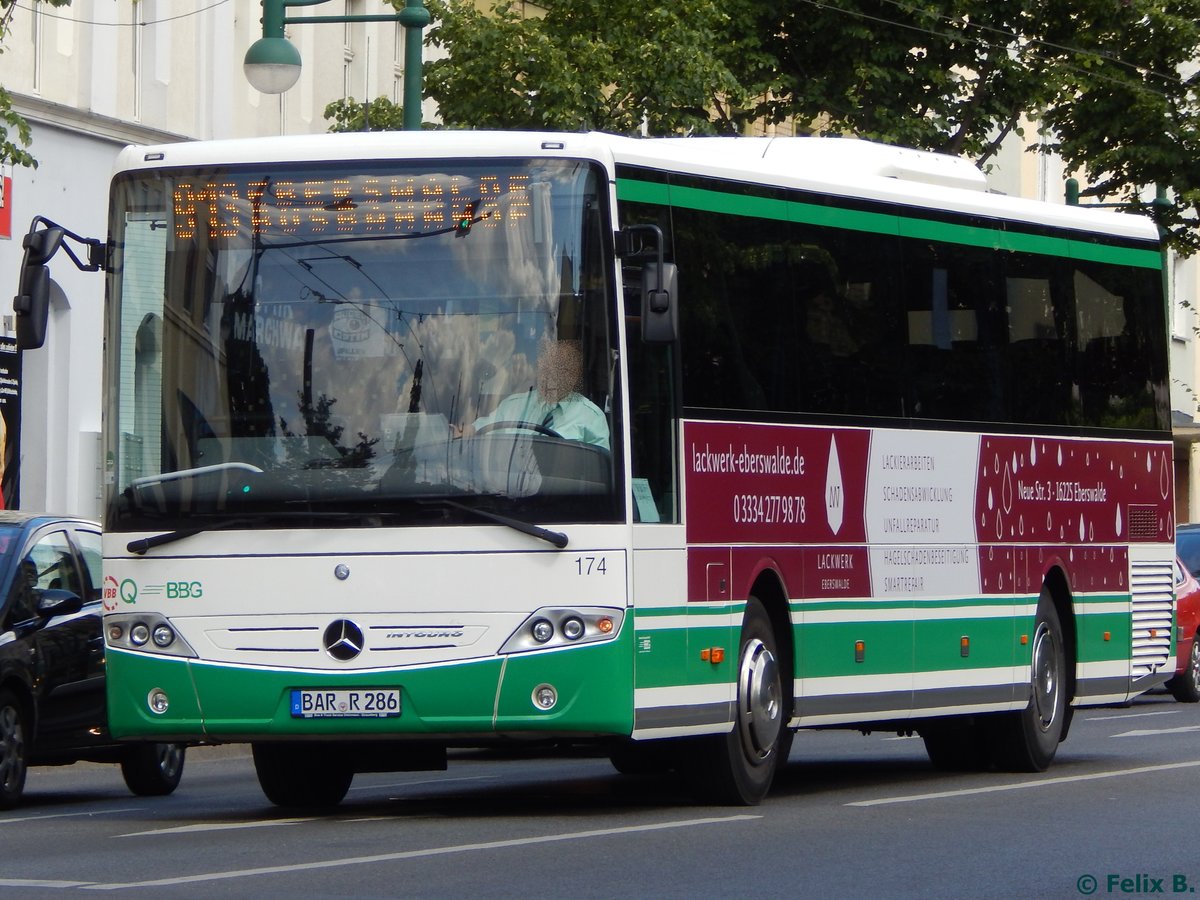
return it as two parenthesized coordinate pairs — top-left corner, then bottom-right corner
(575, 556), (607, 575)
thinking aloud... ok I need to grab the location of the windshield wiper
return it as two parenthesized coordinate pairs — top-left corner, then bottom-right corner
(126, 517), (257, 555)
(420, 497), (569, 549)
(125, 511), (372, 555)
(126, 499), (570, 554)
(130, 462), (264, 489)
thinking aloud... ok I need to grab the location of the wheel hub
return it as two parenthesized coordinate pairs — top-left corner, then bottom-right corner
(1031, 621), (1061, 732)
(737, 638), (782, 764)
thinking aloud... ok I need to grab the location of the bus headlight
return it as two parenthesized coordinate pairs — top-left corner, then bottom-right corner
(105, 613), (197, 658)
(561, 616), (585, 640)
(500, 607), (624, 654)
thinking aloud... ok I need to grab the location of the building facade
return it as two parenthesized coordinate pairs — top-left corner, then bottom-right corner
(0, 0), (434, 517)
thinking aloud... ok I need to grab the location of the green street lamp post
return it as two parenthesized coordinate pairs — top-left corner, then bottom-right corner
(244, 0), (430, 131)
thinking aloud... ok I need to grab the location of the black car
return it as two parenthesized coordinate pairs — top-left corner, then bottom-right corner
(0, 511), (185, 808)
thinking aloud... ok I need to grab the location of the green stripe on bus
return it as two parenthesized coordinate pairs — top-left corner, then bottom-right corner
(617, 178), (1162, 270)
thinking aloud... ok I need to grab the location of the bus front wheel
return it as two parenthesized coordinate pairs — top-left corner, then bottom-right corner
(686, 597), (786, 805)
(120, 742), (186, 796)
(252, 742), (353, 809)
(992, 592), (1067, 772)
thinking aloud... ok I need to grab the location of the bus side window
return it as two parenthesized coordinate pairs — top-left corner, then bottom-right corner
(620, 201), (680, 524)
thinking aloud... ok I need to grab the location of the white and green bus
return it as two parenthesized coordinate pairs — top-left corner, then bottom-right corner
(16, 131), (1175, 806)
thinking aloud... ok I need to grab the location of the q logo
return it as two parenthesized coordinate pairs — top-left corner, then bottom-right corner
(119, 579), (138, 606)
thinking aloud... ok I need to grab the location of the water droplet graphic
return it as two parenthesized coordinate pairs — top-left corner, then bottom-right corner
(825, 436), (845, 536)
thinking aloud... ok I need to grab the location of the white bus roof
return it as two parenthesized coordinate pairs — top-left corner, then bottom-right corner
(115, 130), (1158, 244)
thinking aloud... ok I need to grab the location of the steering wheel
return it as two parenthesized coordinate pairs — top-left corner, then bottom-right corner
(474, 419), (562, 439)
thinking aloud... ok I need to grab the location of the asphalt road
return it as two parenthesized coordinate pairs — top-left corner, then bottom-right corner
(2, 689), (1198, 899)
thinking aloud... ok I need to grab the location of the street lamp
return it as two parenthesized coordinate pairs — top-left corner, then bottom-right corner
(244, 0), (430, 130)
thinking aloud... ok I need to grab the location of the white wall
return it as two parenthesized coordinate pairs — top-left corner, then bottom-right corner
(2, 122), (116, 517)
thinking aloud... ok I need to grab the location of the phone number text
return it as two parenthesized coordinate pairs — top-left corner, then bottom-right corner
(733, 494), (807, 525)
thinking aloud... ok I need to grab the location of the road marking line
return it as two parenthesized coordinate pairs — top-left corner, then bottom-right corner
(81, 815), (762, 890)
(348, 774), (496, 793)
(846, 759), (1200, 807)
(0, 879), (95, 888)
(1113, 725), (1200, 737)
(0, 807), (141, 825)
(117, 817), (316, 837)
(1087, 710), (1180, 722)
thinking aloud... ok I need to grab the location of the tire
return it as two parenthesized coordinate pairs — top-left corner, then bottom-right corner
(0, 690), (27, 810)
(1167, 634), (1200, 703)
(685, 598), (786, 805)
(920, 719), (993, 772)
(252, 742), (353, 809)
(121, 743), (186, 796)
(991, 591), (1068, 772)
(609, 739), (675, 776)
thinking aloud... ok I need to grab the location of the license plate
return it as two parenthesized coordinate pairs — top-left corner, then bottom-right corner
(290, 688), (402, 718)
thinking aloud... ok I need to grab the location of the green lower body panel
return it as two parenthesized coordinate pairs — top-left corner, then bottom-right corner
(106, 629), (633, 742)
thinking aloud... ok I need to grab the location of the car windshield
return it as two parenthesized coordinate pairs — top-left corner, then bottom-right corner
(104, 159), (620, 532)
(0, 527), (21, 581)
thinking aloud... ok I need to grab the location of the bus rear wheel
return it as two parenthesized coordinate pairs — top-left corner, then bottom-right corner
(992, 591), (1067, 772)
(252, 742), (353, 809)
(686, 598), (786, 805)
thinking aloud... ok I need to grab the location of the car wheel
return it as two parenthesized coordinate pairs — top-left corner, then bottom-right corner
(121, 742), (186, 796)
(1169, 634), (1200, 703)
(252, 742), (353, 809)
(609, 739), (675, 776)
(0, 690), (28, 810)
(920, 719), (994, 771)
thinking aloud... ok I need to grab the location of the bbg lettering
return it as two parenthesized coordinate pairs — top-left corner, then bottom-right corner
(165, 581), (203, 599)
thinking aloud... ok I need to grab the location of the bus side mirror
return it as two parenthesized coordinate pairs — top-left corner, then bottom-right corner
(13, 223), (65, 351)
(642, 261), (678, 344)
(617, 224), (678, 344)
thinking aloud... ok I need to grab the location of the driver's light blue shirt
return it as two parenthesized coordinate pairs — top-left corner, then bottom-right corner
(473, 390), (610, 451)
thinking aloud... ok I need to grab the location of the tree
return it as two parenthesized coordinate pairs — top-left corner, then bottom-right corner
(0, 0), (72, 168)
(743, 0), (1200, 250)
(1034, 1), (1200, 251)
(420, 0), (748, 135)
(422, 0), (1200, 251)
(324, 96), (408, 132)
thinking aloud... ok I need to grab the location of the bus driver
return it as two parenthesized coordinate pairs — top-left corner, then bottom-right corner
(461, 339), (609, 451)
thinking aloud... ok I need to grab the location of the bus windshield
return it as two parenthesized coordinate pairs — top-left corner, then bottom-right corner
(105, 158), (620, 532)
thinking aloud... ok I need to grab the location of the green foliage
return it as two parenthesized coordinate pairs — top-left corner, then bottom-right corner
(324, 96), (408, 132)
(0, 0), (73, 168)
(1032, 0), (1200, 253)
(421, 0), (1200, 253)
(420, 0), (749, 135)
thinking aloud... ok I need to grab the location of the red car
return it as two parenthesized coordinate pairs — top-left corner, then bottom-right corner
(1167, 555), (1200, 703)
